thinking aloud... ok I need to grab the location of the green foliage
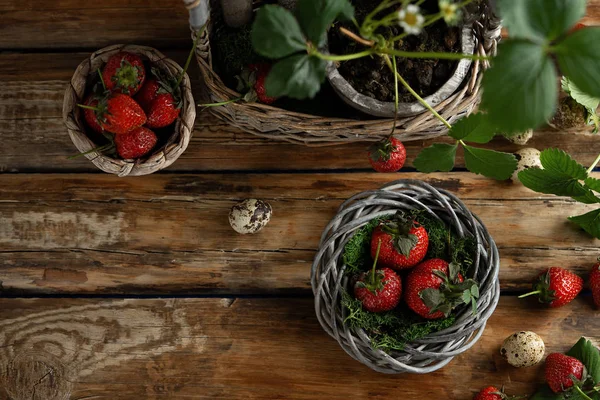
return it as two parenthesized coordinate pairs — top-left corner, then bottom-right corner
(342, 216), (388, 275)
(556, 28), (600, 99)
(481, 41), (558, 134)
(413, 143), (457, 173)
(448, 113), (497, 144)
(463, 145), (518, 181)
(266, 55), (327, 99)
(519, 148), (600, 239)
(295, 0), (354, 47)
(342, 292), (455, 352)
(563, 77), (600, 133)
(251, 6), (307, 59)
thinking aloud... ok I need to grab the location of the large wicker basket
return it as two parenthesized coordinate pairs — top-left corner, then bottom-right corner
(63, 44), (195, 177)
(311, 180), (500, 373)
(184, 0), (501, 145)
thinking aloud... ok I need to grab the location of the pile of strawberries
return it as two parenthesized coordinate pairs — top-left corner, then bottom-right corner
(353, 212), (479, 319)
(80, 51), (184, 160)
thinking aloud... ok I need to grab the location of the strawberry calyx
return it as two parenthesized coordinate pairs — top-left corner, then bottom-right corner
(519, 270), (556, 304)
(356, 240), (386, 294)
(419, 262), (480, 317)
(150, 67), (183, 109)
(380, 211), (420, 257)
(369, 137), (398, 163)
(113, 59), (143, 93)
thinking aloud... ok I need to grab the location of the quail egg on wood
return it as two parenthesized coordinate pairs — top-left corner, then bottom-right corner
(229, 199), (272, 234)
(511, 148), (542, 183)
(506, 129), (534, 145)
(500, 331), (545, 368)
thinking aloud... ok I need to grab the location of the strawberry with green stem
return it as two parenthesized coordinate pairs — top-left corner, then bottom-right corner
(368, 136), (407, 173)
(102, 52), (146, 96)
(473, 386), (523, 400)
(544, 353), (590, 396)
(353, 239), (402, 313)
(519, 267), (583, 308)
(78, 93), (146, 135)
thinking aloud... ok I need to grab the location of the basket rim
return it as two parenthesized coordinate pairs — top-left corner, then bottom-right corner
(62, 44), (196, 176)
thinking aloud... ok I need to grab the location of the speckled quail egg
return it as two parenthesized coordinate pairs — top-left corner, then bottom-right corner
(229, 199), (272, 234)
(511, 147), (542, 183)
(500, 331), (545, 368)
(507, 129), (534, 145)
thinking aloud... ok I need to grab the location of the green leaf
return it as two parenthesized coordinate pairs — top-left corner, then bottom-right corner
(518, 168), (589, 197)
(567, 337), (600, 384)
(586, 177), (600, 192)
(496, 0), (586, 41)
(481, 40), (557, 134)
(463, 145), (517, 180)
(470, 285), (479, 298)
(569, 209), (600, 239)
(540, 148), (588, 179)
(448, 113), (497, 144)
(413, 143), (457, 173)
(562, 77), (600, 133)
(265, 55), (327, 99)
(461, 290), (471, 305)
(529, 385), (563, 400)
(295, 0), (354, 47)
(573, 190), (600, 204)
(252, 5), (307, 59)
(556, 28), (600, 98)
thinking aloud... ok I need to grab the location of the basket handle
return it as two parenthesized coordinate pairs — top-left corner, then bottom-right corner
(183, 0), (210, 31)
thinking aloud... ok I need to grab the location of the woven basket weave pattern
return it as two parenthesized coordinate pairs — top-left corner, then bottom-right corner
(63, 44), (195, 176)
(311, 180), (500, 373)
(187, 1), (501, 145)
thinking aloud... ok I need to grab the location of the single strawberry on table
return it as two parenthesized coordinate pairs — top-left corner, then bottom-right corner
(545, 353), (585, 394)
(370, 212), (428, 270)
(102, 52), (146, 96)
(368, 137), (406, 173)
(353, 240), (402, 313)
(519, 267), (583, 308)
(473, 386), (520, 400)
(404, 258), (479, 319)
(589, 260), (600, 308)
(114, 126), (158, 159)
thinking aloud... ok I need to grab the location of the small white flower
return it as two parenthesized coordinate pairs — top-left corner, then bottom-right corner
(398, 4), (425, 35)
(439, 0), (460, 24)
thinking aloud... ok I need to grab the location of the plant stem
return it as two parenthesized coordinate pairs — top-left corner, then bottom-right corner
(97, 68), (107, 91)
(587, 152), (600, 174)
(575, 385), (594, 400)
(382, 55), (451, 129)
(380, 48), (488, 61)
(339, 27), (375, 47)
(77, 104), (99, 111)
(176, 26), (204, 88)
(313, 49), (376, 61)
(199, 97), (243, 108)
(518, 290), (541, 299)
(370, 239), (382, 286)
(67, 143), (114, 160)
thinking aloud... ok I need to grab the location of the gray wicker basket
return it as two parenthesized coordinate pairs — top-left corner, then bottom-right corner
(311, 180), (500, 373)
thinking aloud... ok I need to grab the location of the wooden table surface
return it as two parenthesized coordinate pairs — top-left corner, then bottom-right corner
(1, 2), (600, 399)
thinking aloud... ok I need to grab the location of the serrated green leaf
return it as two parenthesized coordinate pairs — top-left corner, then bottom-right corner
(252, 5), (307, 59)
(265, 55), (327, 99)
(471, 285), (479, 298)
(567, 337), (600, 384)
(539, 148), (588, 179)
(461, 289), (471, 304)
(529, 384), (563, 400)
(496, 0), (586, 41)
(563, 77), (600, 133)
(448, 113), (497, 143)
(413, 143), (457, 173)
(569, 208), (600, 239)
(463, 145), (517, 180)
(573, 190), (600, 204)
(518, 168), (589, 197)
(556, 28), (600, 98)
(586, 177), (600, 192)
(481, 41), (557, 134)
(295, 0), (354, 47)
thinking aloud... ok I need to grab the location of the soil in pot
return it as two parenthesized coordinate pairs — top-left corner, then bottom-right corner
(328, 0), (463, 103)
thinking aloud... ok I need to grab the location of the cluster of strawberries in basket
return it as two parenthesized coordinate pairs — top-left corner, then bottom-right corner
(80, 52), (183, 159)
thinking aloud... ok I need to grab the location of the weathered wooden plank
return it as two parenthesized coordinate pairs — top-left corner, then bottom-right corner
(0, 296), (597, 399)
(0, 173), (598, 294)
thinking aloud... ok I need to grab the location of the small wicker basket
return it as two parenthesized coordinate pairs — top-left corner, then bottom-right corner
(184, 0), (501, 145)
(311, 180), (500, 373)
(63, 44), (195, 177)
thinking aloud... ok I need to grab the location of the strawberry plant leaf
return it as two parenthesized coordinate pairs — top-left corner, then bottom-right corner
(463, 145), (517, 180)
(585, 177), (600, 192)
(567, 337), (600, 384)
(481, 40), (557, 134)
(448, 113), (496, 144)
(461, 289), (471, 305)
(562, 77), (600, 132)
(555, 27), (600, 98)
(252, 5), (307, 59)
(295, 0), (354, 47)
(496, 0), (586, 41)
(569, 209), (600, 239)
(518, 168), (589, 197)
(413, 143), (457, 173)
(573, 190), (600, 204)
(540, 148), (588, 180)
(529, 385), (563, 400)
(265, 54), (327, 99)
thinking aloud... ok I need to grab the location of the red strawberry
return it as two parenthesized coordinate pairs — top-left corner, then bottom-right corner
(519, 267), (583, 308)
(405, 259), (475, 319)
(473, 386), (503, 400)
(249, 63), (277, 104)
(145, 93), (180, 129)
(370, 212), (428, 270)
(354, 239), (402, 313)
(368, 137), (407, 173)
(102, 52), (146, 96)
(114, 126), (157, 159)
(100, 94), (146, 135)
(135, 70), (182, 129)
(570, 22), (587, 34)
(135, 78), (161, 111)
(545, 353), (584, 393)
(82, 94), (104, 134)
(590, 261), (600, 308)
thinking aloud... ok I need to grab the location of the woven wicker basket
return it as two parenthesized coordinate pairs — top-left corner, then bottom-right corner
(63, 44), (195, 177)
(184, 0), (501, 145)
(311, 180), (500, 373)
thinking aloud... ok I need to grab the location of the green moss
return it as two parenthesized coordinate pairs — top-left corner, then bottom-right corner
(342, 216), (390, 275)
